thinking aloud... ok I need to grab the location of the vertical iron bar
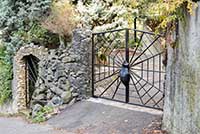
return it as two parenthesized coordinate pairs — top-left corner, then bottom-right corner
(108, 54), (110, 76)
(103, 34), (106, 79)
(147, 60), (149, 82)
(141, 62), (143, 78)
(125, 29), (129, 103)
(113, 57), (115, 73)
(99, 53), (100, 81)
(126, 29), (130, 63)
(153, 57), (155, 85)
(104, 60), (106, 78)
(92, 34), (95, 97)
(25, 58), (28, 107)
(159, 54), (161, 90)
(134, 17), (137, 42)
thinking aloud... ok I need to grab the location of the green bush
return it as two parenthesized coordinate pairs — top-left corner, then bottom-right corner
(0, 44), (12, 105)
(13, 23), (60, 47)
(32, 106), (53, 123)
(0, 0), (52, 58)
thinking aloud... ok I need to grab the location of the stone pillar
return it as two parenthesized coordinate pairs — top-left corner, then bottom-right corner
(12, 57), (27, 111)
(69, 29), (92, 97)
(163, 3), (200, 134)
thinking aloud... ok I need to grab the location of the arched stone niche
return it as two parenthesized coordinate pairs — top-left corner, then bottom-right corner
(12, 44), (48, 111)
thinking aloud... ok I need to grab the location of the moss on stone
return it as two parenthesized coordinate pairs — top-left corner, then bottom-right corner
(181, 62), (197, 112)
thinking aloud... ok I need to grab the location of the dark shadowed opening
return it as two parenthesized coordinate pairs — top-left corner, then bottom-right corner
(24, 55), (40, 108)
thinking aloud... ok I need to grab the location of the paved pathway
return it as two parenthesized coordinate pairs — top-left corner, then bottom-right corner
(48, 99), (162, 134)
(0, 116), (77, 134)
(0, 99), (162, 134)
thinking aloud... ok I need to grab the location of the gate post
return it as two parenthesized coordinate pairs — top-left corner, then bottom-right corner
(125, 29), (130, 103)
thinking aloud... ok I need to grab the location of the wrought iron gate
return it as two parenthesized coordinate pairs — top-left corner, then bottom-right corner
(92, 28), (165, 110)
(25, 55), (40, 107)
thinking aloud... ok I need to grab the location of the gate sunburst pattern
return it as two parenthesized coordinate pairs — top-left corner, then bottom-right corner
(92, 28), (166, 110)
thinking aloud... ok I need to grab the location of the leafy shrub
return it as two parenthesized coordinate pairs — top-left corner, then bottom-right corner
(0, 0), (52, 59)
(76, 0), (135, 32)
(32, 106), (53, 123)
(0, 44), (12, 105)
(13, 23), (60, 48)
(42, 0), (78, 38)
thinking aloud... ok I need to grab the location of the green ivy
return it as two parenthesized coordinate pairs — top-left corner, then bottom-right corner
(32, 106), (53, 123)
(0, 44), (12, 105)
(0, 0), (52, 59)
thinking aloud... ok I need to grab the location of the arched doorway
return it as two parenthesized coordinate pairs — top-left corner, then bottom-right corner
(13, 45), (47, 111)
(24, 55), (40, 108)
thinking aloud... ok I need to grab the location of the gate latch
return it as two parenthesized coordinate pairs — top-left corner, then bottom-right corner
(120, 61), (130, 87)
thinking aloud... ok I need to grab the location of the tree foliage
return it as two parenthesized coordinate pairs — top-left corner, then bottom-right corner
(76, 0), (138, 32)
(0, 0), (52, 105)
(75, 0), (196, 32)
(0, 0), (52, 59)
(0, 0), (196, 55)
(119, 0), (196, 31)
(42, 0), (78, 39)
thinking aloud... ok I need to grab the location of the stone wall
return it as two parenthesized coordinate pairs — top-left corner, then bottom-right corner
(9, 29), (92, 113)
(32, 29), (92, 110)
(162, 3), (200, 134)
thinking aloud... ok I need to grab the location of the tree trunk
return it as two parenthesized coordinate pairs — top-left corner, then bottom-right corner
(59, 35), (65, 48)
(163, 3), (200, 134)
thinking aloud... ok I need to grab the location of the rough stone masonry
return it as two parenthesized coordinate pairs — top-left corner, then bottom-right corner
(31, 29), (92, 109)
(10, 29), (92, 113)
